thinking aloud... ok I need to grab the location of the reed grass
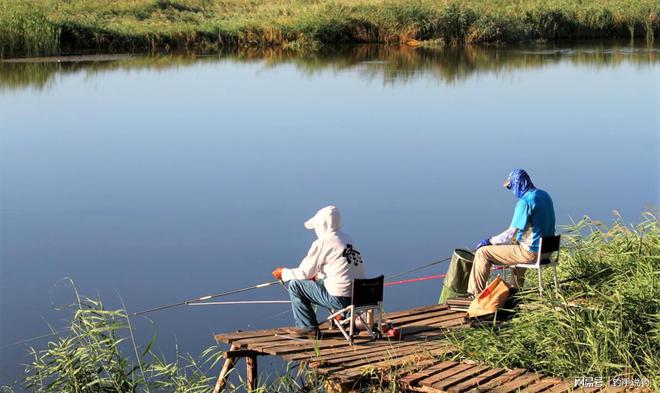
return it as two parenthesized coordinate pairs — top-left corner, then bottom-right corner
(1, 0), (659, 58)
(0, 279), (323, 392)
(447, 212), (660, 389)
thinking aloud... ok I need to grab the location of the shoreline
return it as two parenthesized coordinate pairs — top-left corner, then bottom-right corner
(1, 0), (658, 58)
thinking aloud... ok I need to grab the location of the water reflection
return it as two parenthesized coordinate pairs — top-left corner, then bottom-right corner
(2, 41), (658, 91)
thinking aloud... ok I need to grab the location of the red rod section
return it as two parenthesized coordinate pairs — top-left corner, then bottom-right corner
(384, 274), (446, 286)
(384, 266), (507, 287)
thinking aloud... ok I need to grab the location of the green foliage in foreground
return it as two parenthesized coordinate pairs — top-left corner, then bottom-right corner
(1, 0), (659, 57)
(1, 281), (322, 392)
(448, 213), (660, 388)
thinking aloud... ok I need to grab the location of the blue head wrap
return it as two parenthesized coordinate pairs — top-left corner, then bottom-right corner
(506, 169), (535, 199)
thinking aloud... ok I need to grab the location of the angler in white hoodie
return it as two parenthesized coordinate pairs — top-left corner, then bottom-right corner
(272, 206), (366, 336)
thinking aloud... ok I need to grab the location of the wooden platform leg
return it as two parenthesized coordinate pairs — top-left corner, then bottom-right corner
(246, 355), (258, 391)
(213, 344), (239, 393)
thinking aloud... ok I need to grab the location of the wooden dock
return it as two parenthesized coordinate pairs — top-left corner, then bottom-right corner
(213, 303), (649, 392)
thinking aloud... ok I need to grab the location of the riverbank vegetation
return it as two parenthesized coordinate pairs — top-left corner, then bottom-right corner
(1, 0), (659, 58)
(2, 213), (657, 392)
(448, 212), (659, 388)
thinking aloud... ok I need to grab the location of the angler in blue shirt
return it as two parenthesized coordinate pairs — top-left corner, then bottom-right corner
(467, 169), (556, 296)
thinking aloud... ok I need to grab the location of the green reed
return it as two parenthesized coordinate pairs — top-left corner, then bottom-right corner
(1, 0), (658, 58)
(0, 279), (322, 393)
(0, 1), (59, 58)
(447, 212), (659, 388)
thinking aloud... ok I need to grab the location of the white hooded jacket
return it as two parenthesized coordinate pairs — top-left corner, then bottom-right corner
(281, 206), (366, 298)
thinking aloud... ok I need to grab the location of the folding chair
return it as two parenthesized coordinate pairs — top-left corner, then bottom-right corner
(327, 275), (384, 345)
(512, 235), (561, 297)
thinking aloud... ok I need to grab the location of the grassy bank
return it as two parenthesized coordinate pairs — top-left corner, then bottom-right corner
(447, 213), (659, 388)
(1, 0), (659, 58)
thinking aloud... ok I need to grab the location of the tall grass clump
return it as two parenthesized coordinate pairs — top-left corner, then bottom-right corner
(0, 1), (60, 58)
(448, 212), (659, 387)
(13, 281), (217, 392)
(0, 279), (328, 392)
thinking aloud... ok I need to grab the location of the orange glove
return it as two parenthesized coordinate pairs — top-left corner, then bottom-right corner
(272, 267), (284, 281)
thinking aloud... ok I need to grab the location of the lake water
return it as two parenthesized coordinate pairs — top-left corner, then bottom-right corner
(1, 42), (658, 384)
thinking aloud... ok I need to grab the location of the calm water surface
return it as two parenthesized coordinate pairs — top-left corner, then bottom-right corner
(1, 43), (658, 383)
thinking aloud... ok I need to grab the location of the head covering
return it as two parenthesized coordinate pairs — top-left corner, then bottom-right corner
(503, 169), (535, 199)
(304, 205), (341, 239)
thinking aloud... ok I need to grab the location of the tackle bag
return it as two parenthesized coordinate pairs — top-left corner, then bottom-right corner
(467, 275), (511, 318)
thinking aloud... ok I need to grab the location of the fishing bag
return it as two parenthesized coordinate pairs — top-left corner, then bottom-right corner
(438, 249), (474, 304)
(467, 275), (511, 318)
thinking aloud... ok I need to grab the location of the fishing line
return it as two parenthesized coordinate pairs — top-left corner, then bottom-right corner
(128, 280), (280, 317)
(1, 328), (70, 349)
(1, 280), (280, 349)
(384, 254), (456, 280)
(188, 300), (290, 306)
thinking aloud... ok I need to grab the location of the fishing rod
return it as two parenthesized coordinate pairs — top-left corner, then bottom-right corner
(188, 300), (290, 306)
(128, 280), (280, 317)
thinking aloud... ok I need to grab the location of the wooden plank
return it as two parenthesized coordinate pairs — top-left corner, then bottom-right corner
(308, 341), (424, 366)
(398, 360), (460, 386)
(414, 322), (472, 340)
(321, 342), (452, 372)
(319, 343), (450, 376)
(333, 345), (455, 381)
(430, 365), (491, 391)
(220, 326), (341, 345)
(489, 372), (542, 393)
(224, 348), (264, 358)
(233, 334), (311, 347)
(284, 339), (398, 361)
(398, 313), (467, 331)
(534, 380), (571, 393)
(390, 308), (459, 326)
(465, 368), (526, 392)
(447, 368), (507, 393)
(233, 328), (352, 347)
(386, 357), (447, 384)
(282, 331), (453, 363)
(384, 304), (449, 320)
(517, 378), (564, 393)
(599, 387), (625, 393)
(251, 336), (375, 356)
(317, 342), (452, 375)
(421, 363), (476, 387)
(400, 314), (470, 336)
(251, 338), (348, 356)
(215, 328), (291, 343)
(399, 311), (466, 328)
